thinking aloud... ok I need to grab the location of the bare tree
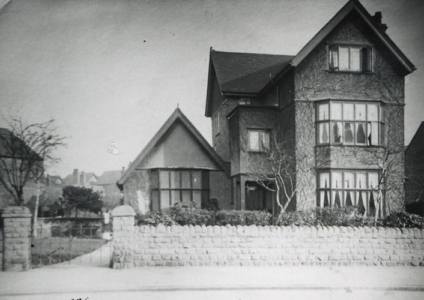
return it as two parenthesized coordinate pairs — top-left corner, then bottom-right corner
(0, 118), (65, 235)
(241, 107), (329, 214)
(362, 55), (406, 220)
(243, 132), (298, 213)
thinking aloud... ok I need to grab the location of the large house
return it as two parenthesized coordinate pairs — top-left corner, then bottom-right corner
(121, 0), (415, 216)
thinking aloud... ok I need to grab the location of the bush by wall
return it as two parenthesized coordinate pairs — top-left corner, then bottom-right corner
(135, 202), (424, 229)
(136, 202), (273, 227)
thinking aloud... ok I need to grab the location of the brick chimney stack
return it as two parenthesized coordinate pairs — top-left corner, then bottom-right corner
(73, 169), (79, 186)
(373, 12), (388, 32)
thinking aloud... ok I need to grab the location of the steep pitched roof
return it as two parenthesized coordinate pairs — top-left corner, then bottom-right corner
(96, 170), (122, 185)
(119, 108), (230, 185)
(205, 51), (293, 116)
(205, 0), (416, 116)
(406, 122), (424, 154)
(62, 174), (74, 186)
(84, 172), (97, 181)
(0, 127), (42, 160)
(290, 0), (415, 73)
(211, 51), (294, 95)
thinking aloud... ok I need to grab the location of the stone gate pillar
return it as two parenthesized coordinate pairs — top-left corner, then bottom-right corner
(2, 206), (32, 271)
(111, 205), (135, 269)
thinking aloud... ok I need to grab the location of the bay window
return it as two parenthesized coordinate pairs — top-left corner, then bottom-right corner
(317, 101), (382, 146)
(152, 169), (210, 211)
(317, 170), (383, 217)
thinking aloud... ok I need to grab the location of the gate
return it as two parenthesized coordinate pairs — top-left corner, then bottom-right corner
(31, 217), (112, 268)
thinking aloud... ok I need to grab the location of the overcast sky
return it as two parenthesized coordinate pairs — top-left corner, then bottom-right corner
(0, 0), (423, 178)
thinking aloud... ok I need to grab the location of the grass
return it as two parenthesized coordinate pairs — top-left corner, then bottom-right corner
(31, 237), (107, 268)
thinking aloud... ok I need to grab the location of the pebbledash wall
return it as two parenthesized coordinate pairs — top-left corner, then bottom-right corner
(111, 206), (424, 268)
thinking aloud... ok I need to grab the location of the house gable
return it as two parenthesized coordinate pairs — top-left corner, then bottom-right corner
(293, 8), (408, 102)
(290, 0), (415, 74)
(119, 108), (230, 185)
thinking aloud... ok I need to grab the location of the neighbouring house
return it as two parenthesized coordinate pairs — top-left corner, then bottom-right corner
(94, 169), (124, 209)
(206, 0), (415, 216)
(405, 122), (424, 205)
(0, 128), (44, 208)
(120, 0), (415, 217)
(118, 108), (231, 214)
(62, 169), (98, 188)
(46, 175), (63, 187)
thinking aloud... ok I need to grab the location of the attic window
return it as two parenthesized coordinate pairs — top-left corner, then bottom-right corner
(329, 45), (372, 73)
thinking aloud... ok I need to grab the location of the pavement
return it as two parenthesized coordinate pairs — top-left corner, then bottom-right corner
(1, 266), (424, 300)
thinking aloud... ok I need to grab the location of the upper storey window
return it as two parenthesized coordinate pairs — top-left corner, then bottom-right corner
(329, 45), (372, 73)
(248, 129), (270, 152)
(317, 101), (381, 146)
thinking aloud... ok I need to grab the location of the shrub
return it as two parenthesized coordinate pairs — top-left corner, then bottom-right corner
(383, 211), (424, 229)
(135, 212), (176, 226)
(276, 207), (360, 227)
(215, 210), (273, 226)
(134, 203), (424, 229)
(201, 198), (220, 211)
(168, 202), (215, 226)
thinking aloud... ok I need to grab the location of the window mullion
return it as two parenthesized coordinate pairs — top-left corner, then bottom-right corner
(337, 45), (340, 69)
(353, 103), (356, 146)
(348, 47), (351, 71)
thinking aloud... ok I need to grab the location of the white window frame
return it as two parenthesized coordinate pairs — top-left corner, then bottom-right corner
(328, 45), (373, 73)
(248, 129), (271, 152)
(316, 169), (383, 218)
(316, 101), (382, 146)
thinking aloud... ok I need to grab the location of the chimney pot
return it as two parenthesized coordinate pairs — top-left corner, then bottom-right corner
(373, 11), (388, 32)
(374, 12), (382, 24)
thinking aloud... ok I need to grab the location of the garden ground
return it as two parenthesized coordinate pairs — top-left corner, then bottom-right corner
(1, 266), (424, 300)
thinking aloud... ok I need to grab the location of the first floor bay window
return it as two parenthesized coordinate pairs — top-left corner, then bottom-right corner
(317, 170), (383, 217)
(317, 101), (382, 146)
(151, 169), (210, 211)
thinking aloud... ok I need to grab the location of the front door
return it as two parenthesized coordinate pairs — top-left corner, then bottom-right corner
(245, 182), (275, 214)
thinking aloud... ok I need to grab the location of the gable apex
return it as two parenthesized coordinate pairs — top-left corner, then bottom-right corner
(119, 108), (230, 184)
(291, 0), (415, 74)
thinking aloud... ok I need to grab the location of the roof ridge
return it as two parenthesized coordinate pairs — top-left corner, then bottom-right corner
(211, 50), (295, 57)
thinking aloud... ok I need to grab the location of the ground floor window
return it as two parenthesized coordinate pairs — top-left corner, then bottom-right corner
(151, 169), (209, 211)
(316, 170), (383, 217)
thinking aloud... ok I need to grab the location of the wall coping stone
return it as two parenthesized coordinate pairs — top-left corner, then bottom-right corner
(111, 205), (135, 217)
(133, 224), (424, 238)
(2, 206), (31, 218)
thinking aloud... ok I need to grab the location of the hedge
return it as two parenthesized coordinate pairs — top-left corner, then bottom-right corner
(134, 202), (424, 229)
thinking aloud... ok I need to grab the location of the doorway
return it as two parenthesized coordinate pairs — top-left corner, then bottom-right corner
(245, 181), (273, 214)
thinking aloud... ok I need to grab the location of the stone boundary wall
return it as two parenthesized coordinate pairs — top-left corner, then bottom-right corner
(130, 225), (424, 267)
(2, 206), (32, 271)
